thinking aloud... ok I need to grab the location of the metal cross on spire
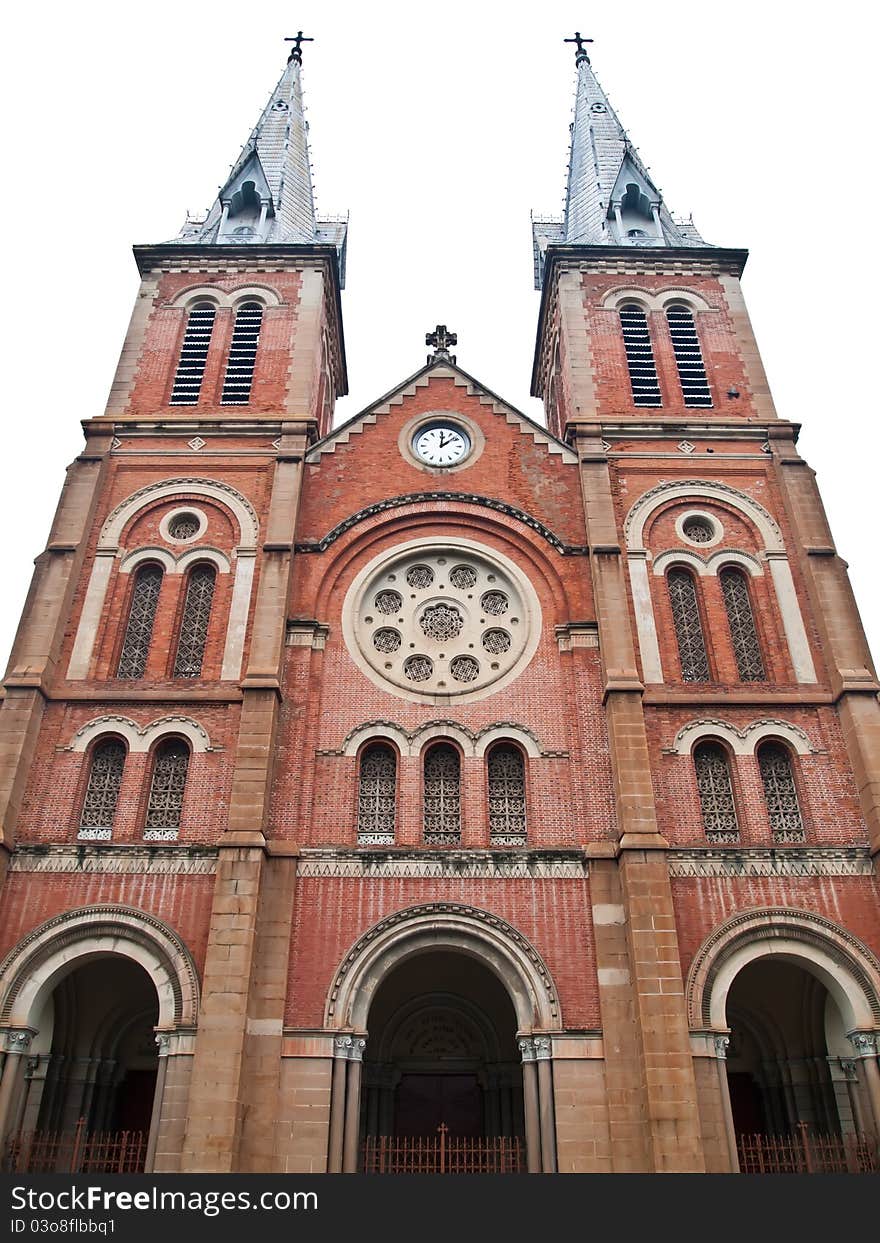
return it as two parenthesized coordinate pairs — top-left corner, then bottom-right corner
(564, 31), (594, 63)
(426, 325), (457, 364)
(285, 31), (314, 64)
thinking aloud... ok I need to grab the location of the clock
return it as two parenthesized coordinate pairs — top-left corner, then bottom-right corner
(413, 422), (471, 467)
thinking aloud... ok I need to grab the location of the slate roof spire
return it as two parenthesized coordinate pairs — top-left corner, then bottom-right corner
(532, 37), (711, 286)
(172, 38), (347, 282)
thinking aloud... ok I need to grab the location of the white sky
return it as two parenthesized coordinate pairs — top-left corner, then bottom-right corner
(2, 1), (878, 670)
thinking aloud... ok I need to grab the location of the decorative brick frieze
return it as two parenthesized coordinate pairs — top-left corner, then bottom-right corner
(297, 848), (588, 880)
(668, 847), (873, 878)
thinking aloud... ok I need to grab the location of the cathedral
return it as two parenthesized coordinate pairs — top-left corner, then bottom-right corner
(0, 33), (879, 1176)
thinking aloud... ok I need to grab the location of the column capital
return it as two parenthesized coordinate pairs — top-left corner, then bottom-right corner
(533, 1036), (553, 1061)
(1, 1028), (36, 1054)
(518, 1037), (536, 1063)
(713, 1034), (730, 1060)
(848, 1030), (879, 1058)
(334, 1034), (366, 1061)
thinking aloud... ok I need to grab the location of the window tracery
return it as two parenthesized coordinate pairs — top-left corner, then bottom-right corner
(424, 743), (461, 844)
(693, 742), (739, 843)
(720, 567), (765, 682)
(357, 743), (397, 844)
(173, 564), (216, 678)
(758, 742), (805, 842)
(144, 740), (190, 840)
(117, 564), (163, 678)
(487, 744), (526, 845)
(78, 739), (126, 840)
(667, 567), (710, 681)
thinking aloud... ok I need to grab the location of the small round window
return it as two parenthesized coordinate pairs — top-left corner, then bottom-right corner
(679, 513), (720, 546)
(168, 512), (201, 541)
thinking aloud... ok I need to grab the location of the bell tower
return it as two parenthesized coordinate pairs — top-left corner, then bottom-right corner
(531, 34), (880, 1171)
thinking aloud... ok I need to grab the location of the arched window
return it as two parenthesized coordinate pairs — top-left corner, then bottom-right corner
(619, 304), (661, 407)
(758, 742), (805, 842)
(487, 744), (527, 845)
(667, 567), (710, 682)
(117, 563), (163, 678)
(666, 305), (712, 407)
(424, 743), (461, 845)
(173, 563), (216, 678)
(144, 739), (190, 841)
(78, 739), (126, 840)
(357, 743), (397, 845)
(221, 301), (263, 405)
(693, 742), (739, 843)
(170, 301), (216, 406)
(720, 567), (765, 682)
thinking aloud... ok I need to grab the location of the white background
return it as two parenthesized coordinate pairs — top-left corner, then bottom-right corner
(1, 2), (878, 666)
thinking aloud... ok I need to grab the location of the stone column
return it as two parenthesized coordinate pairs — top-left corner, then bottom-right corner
(341, 1038), (365, 1174)
(327, 1036), (350, 1174)
(839, 1059), (869, 1135)
(0, 1029), (35, 1147)
(144, 1034), (171, 1174)
(713, 1035), (740, 1172)
(519, 1038), (542, 1173)
(535, 1037), (557, 1173)
(848, 1032), (880, 1135)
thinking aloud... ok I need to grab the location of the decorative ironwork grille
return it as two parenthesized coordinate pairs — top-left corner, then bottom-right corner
(694, 742), (739, 843)
(482, 629), (511, 655)
(373, 628), (401, 653)
(404, 655), (433, 682)
(619, 304), (661, 407)
(169, 302), (216, 406)
(362, 1127), (524, 1174)
(667, 567), (710, 681)
(78, 740), (125, 839)
(173, 564), (216, 678)
(357, 743), (396, 844)
(220, 302), (263, 405)
(758, 743), (805, 841)
(374, 590), (403, 615)
(420, 604), (463, 640)
(424, 743), (461, 844)
(144, 741), (189, 840)
(720, 567), (766, 681)
(168, 512), (200, 540)
(3, 1119), (148, 1174)
(406, 565), (434, 589)
(117, 564), (163, 678)
(481, 591), (509, 616)
(488, 744), (526, 844)
(736, 1124), (879, 1174)
(449, 565), (477, 589)
(682, 515), (714, 543)
(450, 655), (479, 683)
(666, 305), (712, 407)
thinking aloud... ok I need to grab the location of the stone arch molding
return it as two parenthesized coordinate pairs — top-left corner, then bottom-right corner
(686, 907), (880, 1033)
(623, 479), (816, 685)
(651, 548), (763, 579)
(68, 715), (212, 754)
(0, 905), (201, 1032)
(602, 287), (713, 314)
(340, 720), (542, 759)
(325, 902), (561, 1032)
(119, 547), (231, 576)
(68, 478), (260, 681)
(671, 717), (816, 757)
(168, 285), (282, 310)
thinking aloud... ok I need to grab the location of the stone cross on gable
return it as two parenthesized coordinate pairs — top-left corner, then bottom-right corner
(426, 325), (457, 364)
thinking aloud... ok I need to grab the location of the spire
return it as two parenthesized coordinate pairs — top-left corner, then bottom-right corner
(532, 36), (711, 286)
(171, 38), (347, 282)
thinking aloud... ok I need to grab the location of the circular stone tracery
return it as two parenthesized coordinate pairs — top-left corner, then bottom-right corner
(343, 540), (540, 703)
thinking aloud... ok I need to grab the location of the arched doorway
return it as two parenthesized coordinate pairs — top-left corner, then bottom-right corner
(8, 957), (159, 1172)
(726, 958), (847, 1137)
(361, 950), (524, 1167)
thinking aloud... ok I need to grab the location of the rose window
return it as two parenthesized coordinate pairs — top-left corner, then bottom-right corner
(343, 541), (540, 702)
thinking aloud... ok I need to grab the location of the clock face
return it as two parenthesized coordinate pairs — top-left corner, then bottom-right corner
(413, 423), (471, 466)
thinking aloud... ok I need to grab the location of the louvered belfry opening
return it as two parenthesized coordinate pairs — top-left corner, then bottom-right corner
(117, 564), (163, 679)
(667, 567), (710, 682)
(720, 567), (766, 682)
(221, 301), (263, 404)
(666, 305), (712, 407)
(619, 304), (661, 407)
(758, 742), (805, 842)
(144, 740), (190, 841)
(173, 564), (216, 678)
(78, 740), (126, 840)
(169, 302), (216, 405)
(357, 743), (397, 845)
(423, 743), (462, 845)
(693, 741), (739, 843)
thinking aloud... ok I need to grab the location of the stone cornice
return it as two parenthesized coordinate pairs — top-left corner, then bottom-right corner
(668, 847), (874, 878)
(8, 845), (219, 875)
(297, 848), (588, 880)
